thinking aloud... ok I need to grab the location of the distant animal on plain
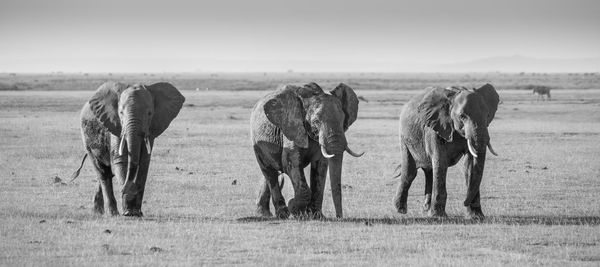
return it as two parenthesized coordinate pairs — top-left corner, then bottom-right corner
(531, 86), (551, 101)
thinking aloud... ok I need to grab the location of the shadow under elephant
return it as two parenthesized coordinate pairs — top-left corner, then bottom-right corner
(236, 215), (600, 226)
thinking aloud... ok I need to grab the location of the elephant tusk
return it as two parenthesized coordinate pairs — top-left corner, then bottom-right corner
(321, 146), (335, 159)
(467, 139), (478, 158)
(277, 171), (285, 188)
(145, 137), (152, 154)
(345, 146), (364, 157)
(487, 142), (498, 156)
(119, 135), (126, 156)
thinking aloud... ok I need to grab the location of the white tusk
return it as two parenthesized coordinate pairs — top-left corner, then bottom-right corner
(345, 146), (364, 157)
(145, 137), (152, 154)
(277, 172), (285, 188)
(119, 136), (126, 156)
(487, 142), (498, 156)
(467, 139), (478, 158)
(321, 146), (335, 159)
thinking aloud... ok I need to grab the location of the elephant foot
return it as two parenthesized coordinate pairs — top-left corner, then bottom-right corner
(123, 209), (143, 217)
(93, 204), (104, 215)
(393, 195), (407, 214)
(307, 207), (326, 220)
(309, 210), (325, 220)
(93, 195), (104, 214)
(107, 208), (120, 216)
(395, 202), (407, 214)
(465, 206), (485, 220)
(288, 198), (309, 217)
(274, 206), (290, 219)
(290, 211), (311, 220)
(427, 209), (447, 218)
(422, 194), (431, 212)
(255, 206), (272, 217)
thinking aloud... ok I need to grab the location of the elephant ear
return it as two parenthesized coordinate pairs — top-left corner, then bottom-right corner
(474, 83), (499, 126)
(146, 82), (186, 138)
(330, 83), (359, 131)
(300, 82), (325, 97)
(88, 82), (128, 136)
(417, 87), (457, 142)
(263, 87), (309, 148)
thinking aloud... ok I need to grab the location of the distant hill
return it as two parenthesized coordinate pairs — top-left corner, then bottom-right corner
(435, 55), (600, 73)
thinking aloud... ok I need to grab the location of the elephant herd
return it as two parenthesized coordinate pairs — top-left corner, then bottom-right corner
(72, 81), (499, 220)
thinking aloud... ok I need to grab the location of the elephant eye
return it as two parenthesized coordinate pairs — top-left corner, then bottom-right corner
(459, 114), (467, 120)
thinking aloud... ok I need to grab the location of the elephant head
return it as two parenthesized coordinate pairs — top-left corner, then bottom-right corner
(263, 82), (362, 218)
(418, 84), (499, 157)
(88, 82), (185, 215)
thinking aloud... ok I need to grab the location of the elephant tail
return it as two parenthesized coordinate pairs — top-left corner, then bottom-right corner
(385, 164), (402, 186)
(392, 163), (402, 179)
(69, 154), (88, 183)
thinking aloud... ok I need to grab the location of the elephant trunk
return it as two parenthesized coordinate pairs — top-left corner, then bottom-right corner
(318, 131), (348, 218)
(328, 153), (344, 218)
(121, 119), (143, 214)
(123, 132), (141, 183)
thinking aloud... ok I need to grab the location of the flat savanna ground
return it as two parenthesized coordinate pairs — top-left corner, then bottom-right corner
(1, 81), (600, 265)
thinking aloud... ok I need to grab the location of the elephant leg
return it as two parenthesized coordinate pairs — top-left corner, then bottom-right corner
(308, 158), (328, 219)
(261, 167), (288, 219)
(422, 168), (433, 213)
(93, 182), (104, 214)
(429, 161), (448, 218)
(255, 178), (272, 217)
(286, 166), (311, 217)
(99, 177), (119, 216)
(283, 149), (311, 217)
(393, 144), (418, 214)
(90, 156), (118, 216)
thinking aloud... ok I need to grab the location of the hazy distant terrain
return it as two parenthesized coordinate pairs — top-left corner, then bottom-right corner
(436, 56), (600, 73)
(1, 72), (599, 91)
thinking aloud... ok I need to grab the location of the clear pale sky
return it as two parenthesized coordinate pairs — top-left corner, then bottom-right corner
(1, 0), (599, 72)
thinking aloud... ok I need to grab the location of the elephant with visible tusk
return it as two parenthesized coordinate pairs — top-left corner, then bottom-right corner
(393, 84), (499, 219)
(72, 81), (185, 216)
(251, 82), (363, 219)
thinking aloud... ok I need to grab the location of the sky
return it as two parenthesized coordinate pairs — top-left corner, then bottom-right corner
(1, 0), (599, 72)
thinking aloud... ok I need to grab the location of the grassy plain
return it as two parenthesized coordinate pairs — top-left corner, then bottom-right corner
(0, 75), (599, 265)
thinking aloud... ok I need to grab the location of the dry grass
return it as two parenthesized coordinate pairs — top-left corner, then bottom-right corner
(0, 81), (599, 265)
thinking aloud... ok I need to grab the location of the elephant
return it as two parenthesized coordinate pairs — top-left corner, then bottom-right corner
(532, 86), (551, 101)
(251, 82), (363, 219)
(393, 84), (499, 219)
(71, 81), (185, 216)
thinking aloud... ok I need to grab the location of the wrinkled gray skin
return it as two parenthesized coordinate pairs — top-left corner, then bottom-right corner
(532, 86), (551, 101)
(251, 83), (361, 219)
(78, 81), (184, 216)
(393, 84), (499, 219)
